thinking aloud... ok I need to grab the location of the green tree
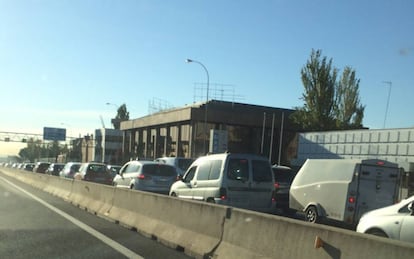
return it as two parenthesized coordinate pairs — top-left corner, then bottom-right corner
(335, 66), (365, 129)
(112, 103), (130, 129)
(18, 138), (42, 162)
(291, 49), (365, 131)
(292, 49), (338, 130)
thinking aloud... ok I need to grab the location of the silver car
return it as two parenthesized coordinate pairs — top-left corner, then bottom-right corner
(113, 161), (178, 194)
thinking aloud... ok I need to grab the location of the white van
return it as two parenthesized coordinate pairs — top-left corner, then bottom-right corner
(169, 153), (276, 213)
(290, 159), (402, 225)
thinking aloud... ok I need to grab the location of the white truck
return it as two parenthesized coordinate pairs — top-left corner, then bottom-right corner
(289, 159), (402, 225)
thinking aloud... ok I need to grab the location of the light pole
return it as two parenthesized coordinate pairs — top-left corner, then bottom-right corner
(186, 58), (210, 154)
(382, 81), (392, 129)
(106, 102), (119, 109)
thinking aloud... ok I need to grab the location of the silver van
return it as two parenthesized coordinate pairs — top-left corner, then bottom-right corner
(169, 153), (276, 213)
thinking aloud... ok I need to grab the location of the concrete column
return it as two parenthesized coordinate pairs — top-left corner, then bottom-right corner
(155, 127), (161, 159)
(177, 124), (182, 157)
(165, 126), (171, 157)
(145, 127), (151, 159)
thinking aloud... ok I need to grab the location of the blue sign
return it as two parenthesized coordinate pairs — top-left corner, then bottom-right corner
(43, 127), (66, 141)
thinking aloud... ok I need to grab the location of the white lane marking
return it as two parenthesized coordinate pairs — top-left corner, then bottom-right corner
(0, 176), (144, 259)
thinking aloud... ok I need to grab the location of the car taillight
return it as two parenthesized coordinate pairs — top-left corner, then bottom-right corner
(138, 174), (151, 180)
(348, 196), (356, 204)
(219, 187), (227, 200)
(274, 182), (280, 189)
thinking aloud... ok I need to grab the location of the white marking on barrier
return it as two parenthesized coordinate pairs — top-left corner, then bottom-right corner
(0, 176), (143, 259)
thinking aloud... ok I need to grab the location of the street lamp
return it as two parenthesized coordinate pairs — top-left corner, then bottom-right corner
(106, 102), (119, 109)
(186, 58), (210, 154)
(382, 81), (392, 129)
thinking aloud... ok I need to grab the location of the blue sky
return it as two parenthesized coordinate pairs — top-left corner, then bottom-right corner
(1, 0), (413, 155)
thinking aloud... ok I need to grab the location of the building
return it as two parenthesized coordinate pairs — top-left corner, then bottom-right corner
(292, 128), (414, 197)
(94, 128), (123, 164)
(292, 128), (414, 171)
(120, 100), (296, 164)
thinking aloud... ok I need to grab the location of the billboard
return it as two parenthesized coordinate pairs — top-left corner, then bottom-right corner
(209, 129), (228, 153)
(43, 127), (66, 141)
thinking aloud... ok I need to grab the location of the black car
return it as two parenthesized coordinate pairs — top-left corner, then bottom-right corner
(33, 162), (51, 174)
(272, 165), (296, 214)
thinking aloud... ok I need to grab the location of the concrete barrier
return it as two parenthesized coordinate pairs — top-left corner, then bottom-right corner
(106, 188), (226, 258)
(2, 168), (414, 259)
(214, 207), (414, 259)
(43, 176), (73, 200)
(69, 180), (116, 216)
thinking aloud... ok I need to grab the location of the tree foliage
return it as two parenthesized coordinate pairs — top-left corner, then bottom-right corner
(112, 103), (130, 129)
(18, 139), (68, 162)
(335, 66), (365, 129)
(291, 49), (365, 131)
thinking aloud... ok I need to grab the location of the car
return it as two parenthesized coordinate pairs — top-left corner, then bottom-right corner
(356, 195), (414, 243)
(169, 152), (276, 213)
(113, 160), (179, 194)
(272, 165), (296, 214)
(59, 162), (82, 179)
(106, 164), (122, 179)
(45, 163), (65, 176)
(154, 157), (194, 177)
(74, 162), (113, 185)
(22, 163), (35, 172)
(33, 162), (51, 174)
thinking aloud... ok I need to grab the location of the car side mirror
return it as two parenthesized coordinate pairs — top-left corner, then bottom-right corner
(408, 202), (414, 215)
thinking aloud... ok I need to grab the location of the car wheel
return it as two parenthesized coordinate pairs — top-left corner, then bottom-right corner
(367, 229), (388, 238)
(305, 206), (319, 223)
(170, 192), (177, 197)
(206, 198), (215, 203)
(130, 184), (134, 189)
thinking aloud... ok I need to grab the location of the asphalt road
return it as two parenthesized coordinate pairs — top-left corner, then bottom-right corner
(0, 170), (192, 259)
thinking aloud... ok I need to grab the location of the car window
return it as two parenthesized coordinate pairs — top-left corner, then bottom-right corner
(124, 163), (140, 173)
(142, 164), (176, 176)
(183, 167), (196, 183)
(252, 160), (272, 182)
(272, 168), (295, 183)
(87, 164), (107, 174)
(209, 160), (222, 180)
(197, 162), (211, 180)
(197, 160), (222, 180)
(71, 164), (80, 172)
(177, 159), (194, 171)
(398, 201), (413, 214)
(227, 158), (249, 181)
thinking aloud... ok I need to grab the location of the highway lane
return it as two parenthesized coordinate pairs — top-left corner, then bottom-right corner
(0, 171), (191, 259)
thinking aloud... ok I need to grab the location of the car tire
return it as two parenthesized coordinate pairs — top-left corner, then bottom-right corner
(130, 184), (134, 189)
(170, 192), (177, 197)
(305, 206), (320, 223)
(367, 229), (388, 238)
(206, 198), (215, 203)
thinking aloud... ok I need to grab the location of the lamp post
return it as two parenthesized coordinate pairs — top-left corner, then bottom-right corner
(382, 81), (392, 129)
(106, 102), (119, 110)
(186, 58), (210, 154)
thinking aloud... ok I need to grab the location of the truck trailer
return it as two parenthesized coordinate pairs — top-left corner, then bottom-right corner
(289, 159), (402, 225)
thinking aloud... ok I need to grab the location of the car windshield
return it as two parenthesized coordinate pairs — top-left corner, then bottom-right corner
(273, 168), (296, 183)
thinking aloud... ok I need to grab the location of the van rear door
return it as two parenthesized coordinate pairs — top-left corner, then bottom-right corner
(226, 157), (274, 212)
(249, 159), (275, 212)
(355, 160), (400, 221)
